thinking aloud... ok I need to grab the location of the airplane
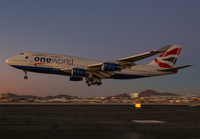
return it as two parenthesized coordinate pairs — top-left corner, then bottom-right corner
(5, 45), (192, 86)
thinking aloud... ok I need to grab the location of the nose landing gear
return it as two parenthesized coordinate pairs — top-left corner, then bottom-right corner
(23, 71), (28, 80)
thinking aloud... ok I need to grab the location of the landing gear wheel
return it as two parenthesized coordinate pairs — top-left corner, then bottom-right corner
(23, 71), (28, 80)
(87, 83), (91, 87)
(97, 82), (102, 86)
(24, 76), (28, 80)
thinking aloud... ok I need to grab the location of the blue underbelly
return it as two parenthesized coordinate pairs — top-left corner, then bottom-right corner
(110, 73), (147, 79)
(11, 65), (147, 79)
(11, 65), (71, 76)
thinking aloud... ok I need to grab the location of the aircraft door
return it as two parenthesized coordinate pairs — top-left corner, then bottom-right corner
(148, 69), (151, 76)
(29, 56), (35, 66)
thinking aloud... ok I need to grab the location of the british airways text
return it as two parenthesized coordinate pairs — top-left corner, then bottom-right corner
(34, 57), (73, 65)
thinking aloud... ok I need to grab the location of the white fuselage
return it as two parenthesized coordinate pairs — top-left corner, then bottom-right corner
(5, 52), (175, 80)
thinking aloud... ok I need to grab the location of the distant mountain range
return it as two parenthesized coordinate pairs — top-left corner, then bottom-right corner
(7, 93), (71, 99)
(6, 89), (179, 99)
(139, 89), (179, 97)
(45, 94), (71, 99)
(106, 89), (179, 99)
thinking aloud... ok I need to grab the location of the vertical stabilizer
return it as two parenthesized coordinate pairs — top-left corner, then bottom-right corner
(148, 45), (182, 68)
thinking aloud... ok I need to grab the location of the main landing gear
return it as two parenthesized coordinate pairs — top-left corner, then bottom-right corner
(23, 70), (28, 80)
(85, 78), (102, 87)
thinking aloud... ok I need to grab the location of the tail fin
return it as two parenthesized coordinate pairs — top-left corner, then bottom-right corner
(148, 45), (182, 68)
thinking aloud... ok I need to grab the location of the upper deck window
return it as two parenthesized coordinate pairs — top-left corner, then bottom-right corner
(20, 53), (24, 55)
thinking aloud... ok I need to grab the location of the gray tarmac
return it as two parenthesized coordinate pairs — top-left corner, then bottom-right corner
(0, 104), (199, 139)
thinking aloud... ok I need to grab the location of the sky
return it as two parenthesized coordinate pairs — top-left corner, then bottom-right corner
(0, 0), (199, 97)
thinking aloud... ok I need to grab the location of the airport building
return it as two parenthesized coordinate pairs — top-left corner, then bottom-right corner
(0, 93), (9, 102)
(130, 93), (139, 99)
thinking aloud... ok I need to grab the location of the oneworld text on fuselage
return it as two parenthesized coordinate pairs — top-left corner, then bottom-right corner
(34, 57), (74, 65)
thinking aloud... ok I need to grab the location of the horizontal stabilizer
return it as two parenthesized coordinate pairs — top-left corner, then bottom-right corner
(158, 65), (193, 72)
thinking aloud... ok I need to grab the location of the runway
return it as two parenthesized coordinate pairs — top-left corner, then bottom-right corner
(0, 104), (199, 139)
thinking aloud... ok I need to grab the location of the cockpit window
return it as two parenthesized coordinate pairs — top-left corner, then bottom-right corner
(20, 53), (24, 55)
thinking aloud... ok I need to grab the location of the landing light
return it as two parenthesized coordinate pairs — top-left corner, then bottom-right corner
(153, 50), (157, 52)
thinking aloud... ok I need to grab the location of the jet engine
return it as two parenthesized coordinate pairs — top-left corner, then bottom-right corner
(101, 63), (121, 71)
(71, 68), (88, 77)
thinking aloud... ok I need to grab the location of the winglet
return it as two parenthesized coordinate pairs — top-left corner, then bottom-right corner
(157, 45), (172, 52)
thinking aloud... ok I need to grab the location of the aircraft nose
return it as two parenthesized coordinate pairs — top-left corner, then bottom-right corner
(5, 59), (11, 65)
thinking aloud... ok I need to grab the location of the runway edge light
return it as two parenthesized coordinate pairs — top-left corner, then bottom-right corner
(135, 103), (141, 108)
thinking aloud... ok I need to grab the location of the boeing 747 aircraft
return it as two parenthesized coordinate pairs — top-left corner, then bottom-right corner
(5, 45), (192, 86)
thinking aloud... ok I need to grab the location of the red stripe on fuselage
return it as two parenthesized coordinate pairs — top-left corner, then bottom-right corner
(34, 63), (44, 65)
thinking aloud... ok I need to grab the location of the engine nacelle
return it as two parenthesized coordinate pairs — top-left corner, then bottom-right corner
(101, 63), (121, 71)
(69, 76), (83, 81)
(71, 68), (87, 77)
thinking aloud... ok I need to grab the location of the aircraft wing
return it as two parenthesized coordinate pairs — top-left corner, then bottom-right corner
(87, 63), (103, 71)
(87, 45), (172, 70)
(60, 66), (115, 79)
(60, 68), (72, 72)
(116, 45), (172, 64)
(90, 71), (115, 79)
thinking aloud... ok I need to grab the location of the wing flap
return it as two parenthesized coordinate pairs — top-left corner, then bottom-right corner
(93, 72), (107, 79)
(94, 71), (115, 78)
